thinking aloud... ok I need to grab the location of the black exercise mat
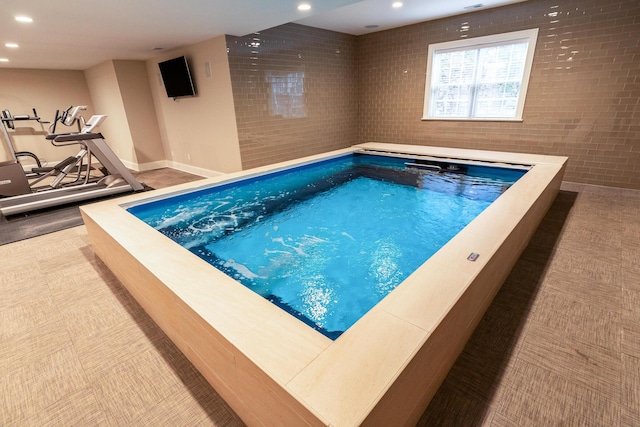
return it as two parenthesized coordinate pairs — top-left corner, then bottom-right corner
(0, 185), (153, 246)
(0, 204), (84, 245)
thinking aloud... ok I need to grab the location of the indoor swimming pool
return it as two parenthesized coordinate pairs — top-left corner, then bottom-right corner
(127, 153), (527, 339)
(81, 143), (567, 426)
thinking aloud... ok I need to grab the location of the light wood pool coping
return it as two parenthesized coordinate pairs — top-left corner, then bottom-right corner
(81, 142), (567, 426)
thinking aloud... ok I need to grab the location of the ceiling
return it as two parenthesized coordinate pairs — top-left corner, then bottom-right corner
(0, 0), (526, 71)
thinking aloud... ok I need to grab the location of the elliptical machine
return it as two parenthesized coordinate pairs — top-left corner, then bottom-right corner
(27, 106), (97, 188)
(1, 105), (88, 182)
(0, 106), (145, 216)
(1, 108), (49, 169)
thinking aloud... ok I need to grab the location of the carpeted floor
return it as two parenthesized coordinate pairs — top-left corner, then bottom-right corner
(1, 177), (639, 426)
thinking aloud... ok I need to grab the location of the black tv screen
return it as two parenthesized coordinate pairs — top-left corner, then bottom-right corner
(158, 56), (196, 98)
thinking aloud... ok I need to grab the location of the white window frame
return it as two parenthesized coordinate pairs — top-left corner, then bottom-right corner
(422, 28), (539, 122)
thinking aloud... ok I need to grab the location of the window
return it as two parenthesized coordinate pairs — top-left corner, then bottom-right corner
(423, 28), (538, 121)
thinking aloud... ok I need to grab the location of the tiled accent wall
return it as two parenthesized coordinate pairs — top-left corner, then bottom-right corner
(227, 24), (358, 170)
(358, 0), (640, 189)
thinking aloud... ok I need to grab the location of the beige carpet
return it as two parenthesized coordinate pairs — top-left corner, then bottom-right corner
(1, 171), (639, 426)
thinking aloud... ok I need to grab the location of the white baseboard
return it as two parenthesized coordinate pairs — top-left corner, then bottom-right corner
(124, 159), (167, 172)
(166, 160), (223, 178)
(16, 153), (223, 179)
(129, 159), (223, 178)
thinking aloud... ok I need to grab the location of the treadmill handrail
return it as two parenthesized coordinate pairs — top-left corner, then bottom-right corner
(54, 132), (103, 142)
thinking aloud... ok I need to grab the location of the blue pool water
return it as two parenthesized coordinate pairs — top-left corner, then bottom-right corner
(128, 153), (527, 339)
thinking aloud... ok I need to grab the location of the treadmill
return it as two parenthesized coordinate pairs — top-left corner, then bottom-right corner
(0, 115), (145, 216)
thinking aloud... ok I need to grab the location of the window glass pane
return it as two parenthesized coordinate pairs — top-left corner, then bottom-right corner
(430, 50), (477, 117)
(473, 42), (527, 117)
(424, 30), (537, 120)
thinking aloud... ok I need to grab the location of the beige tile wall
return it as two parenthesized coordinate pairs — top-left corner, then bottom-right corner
(226, 1), (638, 188)
(226, 24), (358, 170)
(357, 0), (640, 189)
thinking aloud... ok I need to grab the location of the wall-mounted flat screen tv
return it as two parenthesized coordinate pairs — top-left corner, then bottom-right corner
(158, 56), (196, 98)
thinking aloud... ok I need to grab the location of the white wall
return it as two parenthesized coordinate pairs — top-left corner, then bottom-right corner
(147, 35), (242, 176)
(0, 68), (94, 166)
(84, 61), (134, 164)
(2, 34), (242, 176)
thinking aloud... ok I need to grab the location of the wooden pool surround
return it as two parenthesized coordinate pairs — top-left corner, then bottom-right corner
(81, 143), (567, 426)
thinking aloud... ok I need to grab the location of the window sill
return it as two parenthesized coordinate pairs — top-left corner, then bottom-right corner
(421, 117), (524, 122)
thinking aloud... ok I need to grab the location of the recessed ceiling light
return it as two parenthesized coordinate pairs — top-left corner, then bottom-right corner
(0, 58), (9, 62)
(392, 2), (403, 8)
(15, 16), (33, 23)
(298, 3), (311, 11)
(5, 43), (19, 48)
(464, 3), (483, 9)
(365, 24), (379, 29)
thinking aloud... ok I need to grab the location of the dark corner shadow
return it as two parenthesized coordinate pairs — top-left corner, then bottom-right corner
(417, 190), (578, 426)
(78, 245), (241, 425)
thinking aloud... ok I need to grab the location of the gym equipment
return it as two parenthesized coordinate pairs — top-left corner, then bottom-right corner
(2, 106), (92, 173)
(1, 108), (49, 168)
(0, 160), (31, 196)
(28, 114), (106, 189)
(0, 113), (145, 216)
(50, 105), (87, 134)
